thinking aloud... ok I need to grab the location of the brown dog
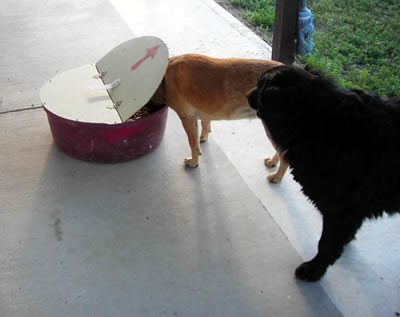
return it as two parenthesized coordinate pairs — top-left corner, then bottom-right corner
(151, 54), (287, 180)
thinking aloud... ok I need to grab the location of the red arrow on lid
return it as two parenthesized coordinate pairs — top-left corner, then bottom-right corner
(130, 45), (161, 71)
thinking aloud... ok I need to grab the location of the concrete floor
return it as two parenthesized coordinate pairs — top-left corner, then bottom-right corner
(0, 0), (399, 316)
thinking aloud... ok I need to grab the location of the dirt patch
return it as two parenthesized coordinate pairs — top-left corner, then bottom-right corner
(53, 217), (63, 241)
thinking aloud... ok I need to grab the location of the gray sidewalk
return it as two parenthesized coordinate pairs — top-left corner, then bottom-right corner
(0, 0), (399, 316)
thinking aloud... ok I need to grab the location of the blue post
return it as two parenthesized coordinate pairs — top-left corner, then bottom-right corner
(297, 0), (314, 55)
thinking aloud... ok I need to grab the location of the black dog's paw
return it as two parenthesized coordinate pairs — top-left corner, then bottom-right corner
(295, 261), (327, 282)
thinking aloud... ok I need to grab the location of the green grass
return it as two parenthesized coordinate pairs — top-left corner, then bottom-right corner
(218, 0), (275, 42)
(218, 0), (400, 97)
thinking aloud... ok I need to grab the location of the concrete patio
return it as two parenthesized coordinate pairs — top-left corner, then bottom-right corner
(0, 0), (399, 316)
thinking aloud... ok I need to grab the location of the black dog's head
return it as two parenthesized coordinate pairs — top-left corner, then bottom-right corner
(247, 65), (341, 151)
(248, 65), (319, 110)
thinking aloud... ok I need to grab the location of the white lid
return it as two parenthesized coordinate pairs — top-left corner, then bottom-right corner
(97, 36), (168, 122)
(40, 36), (168, 124)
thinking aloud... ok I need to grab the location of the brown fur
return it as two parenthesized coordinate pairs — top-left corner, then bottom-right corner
(152, 54), (285, 173)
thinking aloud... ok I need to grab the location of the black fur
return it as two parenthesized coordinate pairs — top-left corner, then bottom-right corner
(248, 65), (400, 281)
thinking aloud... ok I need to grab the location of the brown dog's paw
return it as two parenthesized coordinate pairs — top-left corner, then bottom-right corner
(264, 157), (277, 167)
(184, 157), (199, 168)
(200, 135), (208, 143)
(267, 172), (282, 184)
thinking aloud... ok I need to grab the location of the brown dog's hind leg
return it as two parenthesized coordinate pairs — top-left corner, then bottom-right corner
(267, 153), (289, 183)
(180, 116), (201, 168)
(200, 120), (211, 143)
(264, 152), (279, 167)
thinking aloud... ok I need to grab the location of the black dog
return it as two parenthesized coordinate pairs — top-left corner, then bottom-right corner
(248, 65), (400, 281)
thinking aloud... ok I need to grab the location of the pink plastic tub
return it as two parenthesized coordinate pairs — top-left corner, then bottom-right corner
(44, 104), (168, 163)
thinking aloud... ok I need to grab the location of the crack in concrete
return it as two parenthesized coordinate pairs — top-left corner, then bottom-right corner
(0, 104), (43, 115)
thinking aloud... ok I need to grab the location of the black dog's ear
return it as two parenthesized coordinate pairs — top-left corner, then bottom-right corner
(304, 64), (315, 73)
(304, 65), (340, 94)
(247, 69), (281, 110)
(247, 86), (259, 110)
(304, 64), (321, 76)
(265, 65), (312, 89)
(304, 64), (330, 81)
